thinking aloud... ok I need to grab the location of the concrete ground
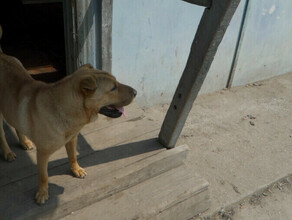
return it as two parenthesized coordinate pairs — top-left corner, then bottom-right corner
(144, 72), (292, 219)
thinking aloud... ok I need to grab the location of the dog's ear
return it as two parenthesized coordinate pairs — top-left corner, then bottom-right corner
(73, 64), (94, 75)
(80, 76), (97, 96)
(80, 63), (94, 70)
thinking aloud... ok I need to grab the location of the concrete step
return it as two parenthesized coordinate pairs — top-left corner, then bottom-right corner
(61, 164), (210, 220)
(0, 144), (189, 219)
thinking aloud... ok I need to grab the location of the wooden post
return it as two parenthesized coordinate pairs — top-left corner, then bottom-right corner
(101, 0), (113, 73)
(182, 0), (212, 8)
(159, 0), (241, 148)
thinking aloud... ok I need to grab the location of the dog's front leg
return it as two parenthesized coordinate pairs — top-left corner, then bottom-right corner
(15, 130), (35, 150)
(65, 135), (87, 178)
(35, 150), (50, 204)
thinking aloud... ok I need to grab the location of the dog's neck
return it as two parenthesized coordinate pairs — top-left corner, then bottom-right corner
(38, 77), (92, 139)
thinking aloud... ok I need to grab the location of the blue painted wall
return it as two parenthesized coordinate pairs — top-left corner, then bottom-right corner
(112, 0), (292, 107)
(232, 0), (292, 86)
(112, 0), (203, 107)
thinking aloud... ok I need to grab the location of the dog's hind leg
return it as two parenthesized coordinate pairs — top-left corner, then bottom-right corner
(0, 113), (16, 161)
(16, 130), (35, 150)
(35, 150), (50, 204)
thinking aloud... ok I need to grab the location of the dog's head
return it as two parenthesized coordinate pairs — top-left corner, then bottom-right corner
(75, 64), (137, 120)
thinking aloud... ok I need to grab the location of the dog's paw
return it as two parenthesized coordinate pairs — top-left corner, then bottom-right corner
(21, 139), (35, 150)
(72, 166), (87, 178)
(35, 188), (49, 204)
(4, 151), (16, 162)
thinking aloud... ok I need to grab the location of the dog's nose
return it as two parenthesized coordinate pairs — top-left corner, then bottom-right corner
(132, 89), (137, 97)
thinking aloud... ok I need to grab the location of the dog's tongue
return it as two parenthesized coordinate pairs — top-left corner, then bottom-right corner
(116, 107), (127, 118)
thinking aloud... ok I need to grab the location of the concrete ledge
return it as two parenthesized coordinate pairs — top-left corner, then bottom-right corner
(0, 144), (189, 219)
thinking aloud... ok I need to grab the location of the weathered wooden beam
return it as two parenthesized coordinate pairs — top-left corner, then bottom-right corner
(182, 0), (212, 8)
(101, 0), (113, 72)
(159, 0), (241, 148)
(63, 0), (78, 74)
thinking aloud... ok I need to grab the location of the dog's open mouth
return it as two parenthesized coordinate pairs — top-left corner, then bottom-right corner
(99, 106), (126, 118)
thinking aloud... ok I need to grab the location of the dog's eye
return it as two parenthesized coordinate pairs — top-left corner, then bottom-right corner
(111, 84), (118, 92)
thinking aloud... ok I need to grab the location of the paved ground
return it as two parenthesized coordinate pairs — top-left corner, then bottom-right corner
(144, 72), (292, 219)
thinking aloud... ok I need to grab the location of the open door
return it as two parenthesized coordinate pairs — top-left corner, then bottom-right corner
(0, 0), (66, 82)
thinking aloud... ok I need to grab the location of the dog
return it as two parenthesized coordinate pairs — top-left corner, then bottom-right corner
(0, 26), (137, 204)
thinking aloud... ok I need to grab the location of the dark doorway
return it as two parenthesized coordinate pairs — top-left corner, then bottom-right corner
(0, 0), (66, 82)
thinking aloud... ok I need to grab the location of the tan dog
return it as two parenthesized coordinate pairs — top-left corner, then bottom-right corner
(0, 26), (136, 204)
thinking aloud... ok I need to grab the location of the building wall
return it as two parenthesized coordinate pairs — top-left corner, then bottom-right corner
(112, 0), (203, 107)
(232, 0), (292, 86)
(111, 0), (292, 107)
